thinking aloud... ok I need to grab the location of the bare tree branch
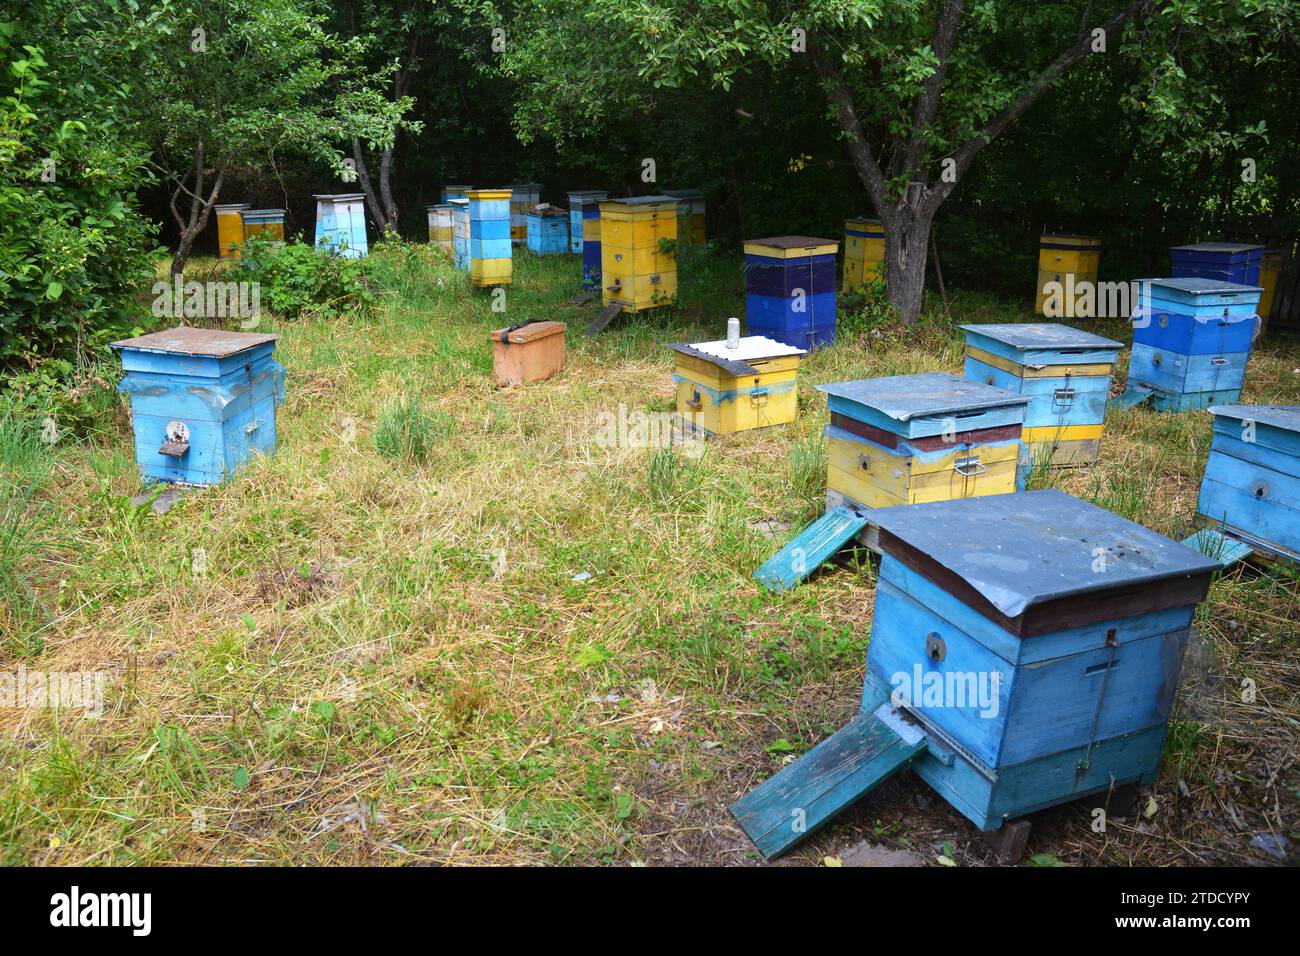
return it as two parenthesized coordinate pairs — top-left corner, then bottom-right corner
(900, 0), (967, 181)
(806, 33), (888, 212)
(925, 0), (1157, 213)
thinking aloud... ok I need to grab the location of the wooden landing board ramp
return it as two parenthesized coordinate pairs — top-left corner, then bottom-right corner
(730, 702), (927, 859)
(1182, 528), (1255, 569)
(584, 303), (623, 335)
(752, 505), (872, 592)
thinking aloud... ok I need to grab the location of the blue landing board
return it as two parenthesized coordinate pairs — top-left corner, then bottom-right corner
(753, 505), (871, 592)
(730, 700), (926, 858)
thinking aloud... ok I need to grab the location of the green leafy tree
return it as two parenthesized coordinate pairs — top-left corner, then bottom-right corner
(495, 0), (1297, 324)
(134, 0), (413, 277)
(0, 7), (157, 372)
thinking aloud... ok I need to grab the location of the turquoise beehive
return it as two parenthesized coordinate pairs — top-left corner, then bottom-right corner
(526, 206), (569, 255)
(313, 193), (368, 258)
(112, 327), (286, 486)
(1194, 404), (1300, 562)
(451, 198), (470, 271)
(734, 489), (1218, 858)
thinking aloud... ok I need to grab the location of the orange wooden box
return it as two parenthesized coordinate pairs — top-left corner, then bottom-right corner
(491, 321), (567, 386)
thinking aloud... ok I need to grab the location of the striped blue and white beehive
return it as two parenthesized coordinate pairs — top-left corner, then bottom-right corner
(1171, 242), (1265, 286)
(467, 188), (512, 286)
(313, 193), (368, 258)
(962, 323), (1122, 467)
(1125, 277), (1262, 412)
(743, 236), (839, 351)
(566, 191), (608, 254)
(1195, 404), (1300, 562)
(112, 328), (286, 487)
(526, 206), (569, 255)
(733, 489), (1218, 857)
(451, 198), (470, 271)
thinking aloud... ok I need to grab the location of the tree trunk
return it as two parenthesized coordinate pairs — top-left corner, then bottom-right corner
(881, 208), (933, 326)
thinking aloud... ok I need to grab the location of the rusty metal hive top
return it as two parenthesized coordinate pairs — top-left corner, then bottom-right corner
(111, 326), (278, 357)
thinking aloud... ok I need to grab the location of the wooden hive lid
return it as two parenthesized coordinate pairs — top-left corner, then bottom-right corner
(744, 236), (839, 258)
(111, 326), (278, 357)
(818, 372), (1028, 422)
(960, 322), (1122, 352)
(1143, 277), (1264, 296)
(1171, 242), (1266, 254)
(1208, 404), (1300, 435)
(492, 321), (566, 344)
(666, 335), (804, 376)
(870, 489), (1220, 637)
(1040, 233), (1101, 246)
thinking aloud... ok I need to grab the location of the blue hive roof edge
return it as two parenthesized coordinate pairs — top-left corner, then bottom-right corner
(869, 489), (1220, 621)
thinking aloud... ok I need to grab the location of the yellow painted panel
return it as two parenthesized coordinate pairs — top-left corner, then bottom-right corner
(471, 257), (512, 285)
(604, 244), (676, 275)
(675, 370), (799, 434)
(582, 218), (601, 241)
(842, 257), (864, 293)
(1038, 248), (1100, 272)
(745, 241), (838, 259)
(216, 210), (246, 258)
(601, 216), (677, 250)
(673, 353), (799, 391)
(243, 222), (284, 242)
(964, 346), (1113, 379)
(826, 436), (1020, 506)
(1021, 424), (1105, 443)
(1259, 251), (1281, 325)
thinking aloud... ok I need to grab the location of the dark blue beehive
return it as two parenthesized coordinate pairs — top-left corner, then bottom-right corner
(1125, 277), (1262, 412)
(743, 236), (839, 350)
(1171, 242), (1264, 286)
(113, 328), (285, 486)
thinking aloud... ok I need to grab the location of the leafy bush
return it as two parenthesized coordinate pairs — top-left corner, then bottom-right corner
(0, 22), (157, 373)
(234, 236), (376, 320)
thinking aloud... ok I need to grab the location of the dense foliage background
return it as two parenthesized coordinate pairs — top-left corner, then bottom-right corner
(3, 0), (1298, 378)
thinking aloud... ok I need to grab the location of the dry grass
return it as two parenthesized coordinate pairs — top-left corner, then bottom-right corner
(0, 245), (1296, 866)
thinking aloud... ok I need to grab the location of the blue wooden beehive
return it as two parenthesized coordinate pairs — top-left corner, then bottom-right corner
(567, 190), (608, 254)
(1194, 404), (1300, 562)
(734, 489), (1218, 858)
(962, 323), (1122, 467)
(313, 193), (368, 258)
(743, 236), (839, 351)
(581, 197), (605, 290)
(112, 327), (285, 487)
(526, 206), (569, 255)
(1171, 242), (1264, 286)
(1123, 277), (1261, 412)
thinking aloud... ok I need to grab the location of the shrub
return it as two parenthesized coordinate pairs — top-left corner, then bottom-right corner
(234, 236), (376, 320)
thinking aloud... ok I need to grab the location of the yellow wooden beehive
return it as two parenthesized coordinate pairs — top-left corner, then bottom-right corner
(667, 326), (805, 436)
(214, 203), (251, 258)
(842, 217), (885, 292)
(1258, 249), (1282, 331)
(600, 196), (678, 311)
(1036, 234), (1100, 315)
